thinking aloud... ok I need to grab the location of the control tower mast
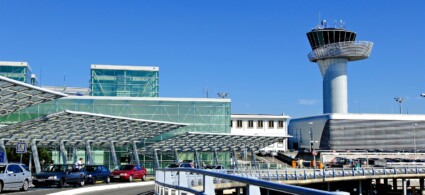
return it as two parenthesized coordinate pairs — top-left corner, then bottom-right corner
(307, 20), (373, 114)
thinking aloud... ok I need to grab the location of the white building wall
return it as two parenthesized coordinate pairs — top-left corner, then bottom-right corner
(231, 114), (290, 152)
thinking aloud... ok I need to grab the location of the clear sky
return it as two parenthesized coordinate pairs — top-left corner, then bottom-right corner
(0, 1), (424, 118)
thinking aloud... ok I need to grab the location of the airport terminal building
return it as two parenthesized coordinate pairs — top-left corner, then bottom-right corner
(289, 113), (425, 152)
(0, 61), (290, 174)
(0, 62), (232, 171)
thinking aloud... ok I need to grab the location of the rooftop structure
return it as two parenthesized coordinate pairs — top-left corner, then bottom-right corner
(0, 61), (36, 85)
(90, 64), (159, 97)
(306, 21), (373, 114)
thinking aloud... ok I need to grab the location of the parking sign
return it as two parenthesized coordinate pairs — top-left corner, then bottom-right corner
(16, 142), (27, 153)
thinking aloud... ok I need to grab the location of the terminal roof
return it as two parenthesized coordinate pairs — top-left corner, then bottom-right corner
(0, 75), (67, 116)
(0, 110), (187, 146)
(139, 132), (290, 153)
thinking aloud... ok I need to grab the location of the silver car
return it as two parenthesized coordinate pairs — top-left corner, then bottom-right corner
(0, 163), (32, 192)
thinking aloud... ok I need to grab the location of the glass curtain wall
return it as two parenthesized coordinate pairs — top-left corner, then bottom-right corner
(90, 68), (159, 97)
(0, 97), (231, 172)
(0, 65), (30, 83)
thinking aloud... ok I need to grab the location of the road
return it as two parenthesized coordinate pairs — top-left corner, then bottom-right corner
(0, 181), (155, 195)
(77, 184), (154, 195)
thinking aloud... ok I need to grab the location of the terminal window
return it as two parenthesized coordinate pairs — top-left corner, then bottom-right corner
(248, 120), (254, 128)
(278, 121), (284, 128)
(268, 120), (274, 128)
(257, 121), (263, 128)
(237, 120), (242, 128)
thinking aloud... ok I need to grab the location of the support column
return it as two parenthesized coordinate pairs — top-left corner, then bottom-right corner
(59, 141), (67, 164)
(235, 187), (241, 195)
(213, 150), (219, 165)
(393, 179), (398, 191)
(132, 141), (140, 165)
(358, 180), (362, 195)
(110, 141), (118, 169)
(250, 148), (257, 169)
(420, 178), (424, 194)
(327, 182), (331, 191)
(153, 150), (160, 169)
(384, 179), (388, 194)
(73, 146), (77, 163)
(0, 139), (8, 163)
(402, 179), (406, 195)
(85, 141), (94, 165)
(232, 149), (238, 169)
(194, 150), (200, 169)
(31, 140), (41, 173)
(174, 149), (179, 163)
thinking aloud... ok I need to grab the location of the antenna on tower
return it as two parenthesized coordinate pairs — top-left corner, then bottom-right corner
(217, 92), (228, 98)
(321, 20), (327, 28)
(339, 19), (345, 28)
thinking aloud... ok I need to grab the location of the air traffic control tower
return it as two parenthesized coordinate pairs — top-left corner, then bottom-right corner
(307, 21), (373, 114)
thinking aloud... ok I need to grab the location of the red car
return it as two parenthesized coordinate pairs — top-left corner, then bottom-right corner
(110, 164), (147, 182)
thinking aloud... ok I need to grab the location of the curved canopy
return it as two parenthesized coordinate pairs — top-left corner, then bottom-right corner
(139, 132), (290, 153)
(0, 110), (187, 146)
(0, 75), (67, 116)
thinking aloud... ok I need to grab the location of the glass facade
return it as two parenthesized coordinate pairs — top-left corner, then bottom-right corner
(0, 96), (231, 173)
(0, 63), (31, 83)
(90, 66), (159, 97)
(0, 97), (231, 135)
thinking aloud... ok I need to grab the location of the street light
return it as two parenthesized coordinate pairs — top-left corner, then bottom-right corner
(412, 123), (418, 157)
(308, 122), (314, 152)
(394, 97), (405, 114)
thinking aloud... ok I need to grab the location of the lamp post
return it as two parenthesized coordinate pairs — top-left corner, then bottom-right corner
(394, 97), (405, 114)
(412, 123), (418, 157)
(308, 122), (314, 152)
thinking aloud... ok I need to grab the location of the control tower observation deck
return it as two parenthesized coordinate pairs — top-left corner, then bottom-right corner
(306, 21), (373, 114)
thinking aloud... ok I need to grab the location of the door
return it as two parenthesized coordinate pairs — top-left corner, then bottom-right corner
(6, 165), (21, 189)
(101, 166), (109, 180)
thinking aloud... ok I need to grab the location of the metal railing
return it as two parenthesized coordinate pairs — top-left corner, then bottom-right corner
(155, 168), (350, 195)
(245, 166), (425, 181)
(308, 41), (373, 62)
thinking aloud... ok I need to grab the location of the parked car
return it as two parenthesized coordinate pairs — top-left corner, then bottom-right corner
(166, 162), (193, 168)
(0, 163), (32, 192)
(84, 165), (111, 184)
(33, 164), (86, 188)
(329, 157), (351, 168)
(204, 165), (224, 169)
(110, 164), (147, 182)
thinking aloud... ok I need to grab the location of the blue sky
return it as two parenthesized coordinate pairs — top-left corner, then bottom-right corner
(0, 1), (424, 118)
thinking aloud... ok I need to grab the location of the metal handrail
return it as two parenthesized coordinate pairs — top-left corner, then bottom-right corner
(156, 168), (349, 195)
(308, 41), (373, 62)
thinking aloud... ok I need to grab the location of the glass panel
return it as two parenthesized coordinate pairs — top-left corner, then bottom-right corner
(90, 68), (159, 97)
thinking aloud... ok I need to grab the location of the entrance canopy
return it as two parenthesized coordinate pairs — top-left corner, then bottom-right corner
(0, 110), (187, 146)
(139, 132), (290, 153)
(0, 75), (67, 116)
